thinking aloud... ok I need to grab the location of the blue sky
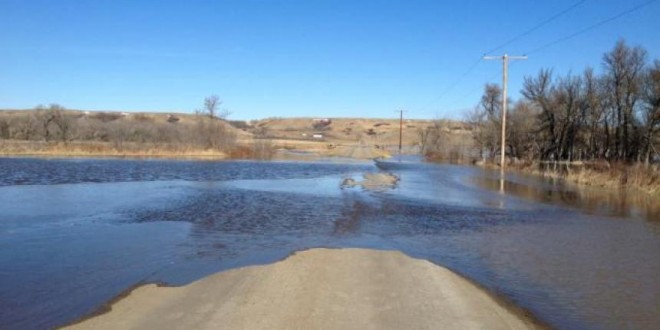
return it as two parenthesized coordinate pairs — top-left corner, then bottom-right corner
(1, 0), (659, 120)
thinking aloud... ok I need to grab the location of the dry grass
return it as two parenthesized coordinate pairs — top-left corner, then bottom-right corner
(228, 141), (275, 160)
(0, 140), (227, 159)
(2, 109), (458, 161)
(249, 117), (439, 147)
(508, 160), (660, 196)
(567, 163), (659, 195)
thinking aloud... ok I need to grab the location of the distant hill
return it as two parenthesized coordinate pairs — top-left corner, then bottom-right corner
(0, 109), (474, 160)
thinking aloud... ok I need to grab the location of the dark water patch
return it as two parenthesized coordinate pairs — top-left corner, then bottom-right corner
(130, 188), (344, 237)
(128, 182), (553, 241)
(0, 157), (370, 186)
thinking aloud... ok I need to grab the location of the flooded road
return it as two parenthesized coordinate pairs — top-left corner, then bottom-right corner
(0, 157), (658, 329)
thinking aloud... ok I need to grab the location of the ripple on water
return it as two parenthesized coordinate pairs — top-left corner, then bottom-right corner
(0, 159), (659, 330)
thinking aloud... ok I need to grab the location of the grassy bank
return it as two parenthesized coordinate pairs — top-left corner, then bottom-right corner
(0, 140), (228, 159)
(508, 161), (660, 196)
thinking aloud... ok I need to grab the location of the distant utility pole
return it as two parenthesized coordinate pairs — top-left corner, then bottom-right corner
(483, 54), (527, 171)
(398, 109), (404, 155)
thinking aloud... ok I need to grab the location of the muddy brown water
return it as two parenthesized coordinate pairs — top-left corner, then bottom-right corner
(0, 157), (658, 329)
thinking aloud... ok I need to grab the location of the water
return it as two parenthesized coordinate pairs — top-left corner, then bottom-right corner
(0, 157), (658, 329)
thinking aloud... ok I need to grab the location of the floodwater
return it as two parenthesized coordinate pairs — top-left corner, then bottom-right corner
(0, 157), (658, 329)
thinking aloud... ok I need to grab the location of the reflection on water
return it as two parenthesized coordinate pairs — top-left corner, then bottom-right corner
(0, 158), (659, 330)
(473, 174), (660, 221)
(333, 200), (368, 235)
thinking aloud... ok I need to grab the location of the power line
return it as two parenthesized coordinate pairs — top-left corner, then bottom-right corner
(420, 0), (657, 114)
(450, 70), (499, 105)
(524, 0), (659, 55)
(454, 0), (656, 107)
(418, 0), (588, 113)
(484, 0), (587, 55)
(442, 59), (526, 107)
(417, 58), (482, 112)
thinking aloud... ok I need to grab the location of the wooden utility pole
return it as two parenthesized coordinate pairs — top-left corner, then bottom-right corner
(483, 54), (527, 171)
(398, 109), (404, 155)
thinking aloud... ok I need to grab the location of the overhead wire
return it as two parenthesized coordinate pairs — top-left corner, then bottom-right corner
(417, 58), (482, 112)
(524, 0), (659, 55)
(452, 69), (502, 107)
(484, 0), (587, 55)
(420, 0), (658, 115)
(465, 0), (659, 114)
(418, 0), (589, 114)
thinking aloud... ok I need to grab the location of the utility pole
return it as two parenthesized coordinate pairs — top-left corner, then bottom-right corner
(483, 54), (527, 171)
(398, 109), (404, 155)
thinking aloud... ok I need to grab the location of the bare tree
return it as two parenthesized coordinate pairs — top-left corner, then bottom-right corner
(199, 95), (230, 119)
(641, 60), (660, 163)
(51, 106), (72, 142)
(507, 101), (538, 160)
(10, 112), (40, 140)
(194, 95), (236, 150)
(417, 127), (432, 154)
(522, 69), (558, 160)
(464, 106), (488, 159)
(0, 119), (9, 139)
(478, 84), (505, 158)
(582, 67), (606, 159)
(602, 39), (647, 161)
(480, 83), (502, 118)
(418, 119), (473, 163)
(34, 104), (69, 142)
(555, 73), (583, 161)
(36, 105), (54, 141)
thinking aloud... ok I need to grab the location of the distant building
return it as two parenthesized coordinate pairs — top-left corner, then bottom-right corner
(312, 118), (332, 124)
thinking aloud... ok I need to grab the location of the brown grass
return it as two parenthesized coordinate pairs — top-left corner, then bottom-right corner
(0, 140), (227, 159)
(507, 160), (660, 196)
(249, 117), (438, 147)
(568, 163), (659, 195)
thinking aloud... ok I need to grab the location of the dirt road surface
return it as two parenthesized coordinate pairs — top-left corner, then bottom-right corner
(67, 248), (538, 330)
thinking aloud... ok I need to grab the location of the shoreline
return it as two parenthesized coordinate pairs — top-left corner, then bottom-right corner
(489, 162), (659, 197)
(0, 148), (376, 162)
(427, 157), (660, 197)
(0, 152), (228, 160)
(64, 248), (545, 330)
(0, 142), (228, 160)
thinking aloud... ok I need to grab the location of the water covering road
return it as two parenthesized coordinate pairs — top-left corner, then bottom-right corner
(0, 157), (658, 329)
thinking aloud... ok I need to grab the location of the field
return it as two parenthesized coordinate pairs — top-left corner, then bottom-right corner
(0, 109), (471, 159)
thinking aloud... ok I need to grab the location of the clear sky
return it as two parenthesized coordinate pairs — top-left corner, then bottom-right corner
(1, 0), (659, 120)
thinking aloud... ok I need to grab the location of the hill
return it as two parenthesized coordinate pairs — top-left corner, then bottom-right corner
(0, 109), (473, 160)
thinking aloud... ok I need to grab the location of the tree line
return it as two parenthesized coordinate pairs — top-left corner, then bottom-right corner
(470, 40), (660, 164)
(0, 95), (239, 153)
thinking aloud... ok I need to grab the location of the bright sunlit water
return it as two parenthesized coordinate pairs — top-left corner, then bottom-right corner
(0, 157), (658, 329)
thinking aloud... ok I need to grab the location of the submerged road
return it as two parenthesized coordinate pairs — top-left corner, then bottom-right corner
(0, 157), (658, 329)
